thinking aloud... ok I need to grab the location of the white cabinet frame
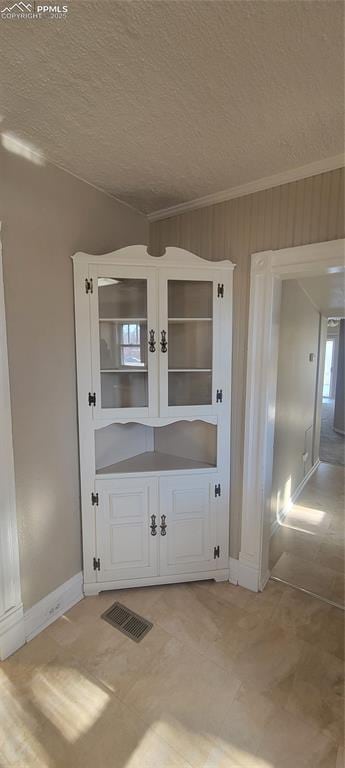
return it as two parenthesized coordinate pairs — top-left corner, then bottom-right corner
(89, 263), (159, 419)
(158, 268), (227, 417)
(72, 246), (235, 596)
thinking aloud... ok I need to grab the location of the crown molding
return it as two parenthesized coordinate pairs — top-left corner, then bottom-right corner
(148, 154), (345, 222)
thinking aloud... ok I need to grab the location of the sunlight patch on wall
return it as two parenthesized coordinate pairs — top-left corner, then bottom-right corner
(282, 476), (292, 513)
(274, 475), (292, 524)
(1, 131), (45, 166)
(31, 665), (110, 743)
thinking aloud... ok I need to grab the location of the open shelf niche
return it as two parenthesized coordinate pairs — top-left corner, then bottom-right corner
(95, 420), (217, 474)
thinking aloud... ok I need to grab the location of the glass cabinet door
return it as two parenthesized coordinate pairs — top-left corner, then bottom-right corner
(90, 267), (158, 417)
(159, 273), (221, 415)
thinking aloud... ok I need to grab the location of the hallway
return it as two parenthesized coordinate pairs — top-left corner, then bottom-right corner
(320, 398), (345, 466)
(270, 463), (344, 607)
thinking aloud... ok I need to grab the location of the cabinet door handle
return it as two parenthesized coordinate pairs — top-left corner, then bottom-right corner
(160, 330), (168, 353)
(150, 514), (157, 536)
(160, 514), (167, 535)
(148, 329), (156, 352)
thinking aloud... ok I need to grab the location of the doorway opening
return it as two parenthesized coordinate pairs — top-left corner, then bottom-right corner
(268, 279), (344, 606)
(240, 239), (345, 601)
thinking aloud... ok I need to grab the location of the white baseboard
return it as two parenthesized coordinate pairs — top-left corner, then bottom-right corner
(229, 556), (260, 592)
(260, 569), (271, 591)
(229, 557), (239, 585)
(24, 572), (83, 642)
(270, 459), (320, 537)
(237, 560), (260, 592)
(0, 604), (26, 661)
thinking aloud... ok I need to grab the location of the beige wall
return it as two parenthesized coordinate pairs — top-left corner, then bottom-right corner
(0, 147), (148, 609)
(271, 280), (320, 528)
(150, 168), (345, 558)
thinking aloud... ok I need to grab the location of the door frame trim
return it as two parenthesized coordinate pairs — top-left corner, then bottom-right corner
(240, 238), (345, 591)
(0, 224), (25, 659)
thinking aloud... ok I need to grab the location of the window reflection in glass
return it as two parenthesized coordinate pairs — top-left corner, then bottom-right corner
(120, 323), (145, 367)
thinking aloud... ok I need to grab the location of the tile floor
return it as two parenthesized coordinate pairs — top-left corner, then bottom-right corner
(0, 577), (344, 767)
(270, 462), (345, 606)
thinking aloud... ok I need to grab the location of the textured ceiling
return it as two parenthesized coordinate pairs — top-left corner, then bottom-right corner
(299, 274), (345, 318)
(0, 0), (344, 214)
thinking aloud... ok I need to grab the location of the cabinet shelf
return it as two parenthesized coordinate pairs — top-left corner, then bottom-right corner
(101, 368), (147, 373)
(168, 317), (212, 322)
(99, 318), (147, 322)
(168, 368), (211, 373)
(96, 450), (215, 475)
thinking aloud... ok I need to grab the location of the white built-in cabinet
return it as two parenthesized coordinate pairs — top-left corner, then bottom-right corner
(72, 246), (234, 595)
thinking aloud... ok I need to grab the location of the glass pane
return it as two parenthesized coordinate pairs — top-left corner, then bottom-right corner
(168, 372), (212, 406)
(168, 321), (212, 370)
(100, 321), (147, 370)
(168, 280), (213, 406)
(98, 277), (148, 408)
(101, 372), (148, 409)
(98, 277), (147, 319)
(168, 280), (212, 318)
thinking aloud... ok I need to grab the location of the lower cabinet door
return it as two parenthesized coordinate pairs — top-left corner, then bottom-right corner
(95, 477), (159, 582)
(159, 474), (220, 576)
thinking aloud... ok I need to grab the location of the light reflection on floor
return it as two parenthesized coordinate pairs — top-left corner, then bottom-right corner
(271, 463), (344, 606)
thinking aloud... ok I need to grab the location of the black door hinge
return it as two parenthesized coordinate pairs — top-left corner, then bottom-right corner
(216, 389), (223, 403)
(93, 557), (100, 571)
(214, 545), (220, 559)
(91, 492), (99, 506)
(88, 392), (96, 406)
(215, 483), (221, 497)
(85, 278), (93, 294)
(217, 283), (224, 298)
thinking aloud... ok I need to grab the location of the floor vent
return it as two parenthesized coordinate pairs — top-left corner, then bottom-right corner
(101, 601), (153, 642)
